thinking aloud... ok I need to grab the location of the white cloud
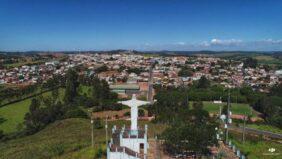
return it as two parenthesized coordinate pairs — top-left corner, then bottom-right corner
(137, 38), (282, 51)
(262, 39), (282, 44)
(210, 38), (242, 45)
(175, 42), (186, 45)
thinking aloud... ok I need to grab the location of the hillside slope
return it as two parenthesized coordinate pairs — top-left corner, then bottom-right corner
(0, 118), (103, 159)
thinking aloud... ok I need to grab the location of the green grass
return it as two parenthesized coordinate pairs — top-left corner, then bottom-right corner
(231, 138), (282, 159)
(245, 124), (282, 134)
(201, 101), (253, 116)
(0, 99), (31, 133)
(0, 118), (166, 159)
(228, 130), (282, 159)
(78, 85), (92, 97)
(0, 118), (95, 159)
(0, 88), (65, 133)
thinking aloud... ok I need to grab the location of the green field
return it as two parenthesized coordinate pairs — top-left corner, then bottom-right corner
(0, 118), (166, 159)
(0, 99), (31, 133)
(201, 101), (253, 116)
(0, 88), (65, 133)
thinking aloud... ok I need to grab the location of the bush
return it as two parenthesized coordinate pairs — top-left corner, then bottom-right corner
(94, 146), (106, 158)
(93, 118), (103, 129)
(138, 109), (145, 117)
(124, 111), (130, 117)
(64, 108), (88, 119)
(0, 130), (4, 140)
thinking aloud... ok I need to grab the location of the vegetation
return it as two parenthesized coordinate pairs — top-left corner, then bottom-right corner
(253, 83), (282, 128)
(229, 131), (282, 159)
(150, 86), (218, 156)
(0, 88), (65, 133)
(245, 124), (282, 134)
(201, 101), (252, 116)
(243, 57), (258, 68)
(64, 68), (79, 104)
(162, 101), (218, 157)
(178, 66), (194, 77)
(0, 118), (166, 159)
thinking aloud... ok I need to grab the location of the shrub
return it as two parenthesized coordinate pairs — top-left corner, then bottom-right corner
(93, 118), (103, 129)
(138, 109), (145, 117)
(47, 144), (65, 156)
(64, 108), (88, 119)
(124, 111), (130, 117)
(0, 130), (4, 140)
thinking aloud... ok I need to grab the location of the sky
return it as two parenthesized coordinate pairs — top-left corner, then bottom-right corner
(0, 0), (282, 51)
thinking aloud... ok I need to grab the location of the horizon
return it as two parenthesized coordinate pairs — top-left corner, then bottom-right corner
(1, 0), (282, 51)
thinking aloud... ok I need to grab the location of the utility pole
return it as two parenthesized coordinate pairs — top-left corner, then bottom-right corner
(91, 119), (94, 148)
(105, 116), (108, 146)
(242, 113), (247, 144)
(225, 89), (231, 144)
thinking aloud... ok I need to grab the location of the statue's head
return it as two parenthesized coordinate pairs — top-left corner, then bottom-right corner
(132, 94), (137, 100)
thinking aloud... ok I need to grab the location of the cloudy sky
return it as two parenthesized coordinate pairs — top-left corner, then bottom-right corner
(0, 0), (282, 51)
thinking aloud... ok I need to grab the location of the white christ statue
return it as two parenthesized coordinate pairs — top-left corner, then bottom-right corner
(118, 94), (150, 131)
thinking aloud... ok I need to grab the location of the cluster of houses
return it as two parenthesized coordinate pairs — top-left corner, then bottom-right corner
(0, 53), (281, 94)
(0, 60), (71, 85)
(70, 53), (281, 93)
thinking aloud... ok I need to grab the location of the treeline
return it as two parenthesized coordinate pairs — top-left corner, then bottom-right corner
(154, 76), (262, 104)
(0, 74), (65, 106)
(0, 84), (38, 105)
(253, 83), (282, 128)
(153, 76), (282, 128)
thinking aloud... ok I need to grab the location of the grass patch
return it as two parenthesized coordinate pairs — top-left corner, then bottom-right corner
(201, 101), (253, 116)
(0, 99), (31, 133)
(0, 88), (65, 133)
(231, 139), (282, 159)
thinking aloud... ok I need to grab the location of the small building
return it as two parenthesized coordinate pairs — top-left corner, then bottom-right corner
(110, 84), (140, 96)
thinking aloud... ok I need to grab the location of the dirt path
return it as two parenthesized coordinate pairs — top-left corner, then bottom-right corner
(217, 142), (239, 159)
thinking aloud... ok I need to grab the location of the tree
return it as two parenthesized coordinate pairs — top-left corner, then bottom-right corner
(178, 66), (194, 77)
(24, 98), (45, 134)
(162, 101), (218, 157)
(197, 76), (210, 89)
(64, 68), (78, 104)
(243, 57), (258, 68)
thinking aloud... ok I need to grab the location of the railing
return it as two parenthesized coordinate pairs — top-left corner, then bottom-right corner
(109, 145), (146, 159)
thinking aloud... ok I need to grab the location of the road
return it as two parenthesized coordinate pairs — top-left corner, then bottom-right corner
(229, 125), (282, 140)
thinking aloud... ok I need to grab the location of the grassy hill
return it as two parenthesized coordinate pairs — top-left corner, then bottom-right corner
(0, 118), (94, 159)
(0, 118), (166, 159)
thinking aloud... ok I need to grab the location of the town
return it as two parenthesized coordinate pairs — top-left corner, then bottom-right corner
(1, 52), (281, 93)
(1, 0), (282, 159)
